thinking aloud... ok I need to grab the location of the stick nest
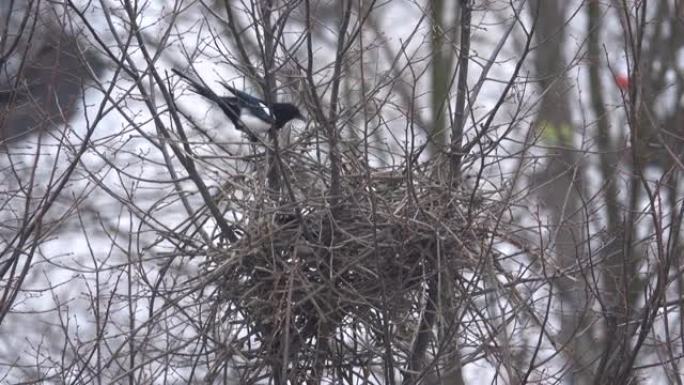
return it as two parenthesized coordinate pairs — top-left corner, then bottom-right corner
(203, 150), (501, 371)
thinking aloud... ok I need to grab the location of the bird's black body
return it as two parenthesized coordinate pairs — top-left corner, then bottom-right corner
(172, 69), (303, 141)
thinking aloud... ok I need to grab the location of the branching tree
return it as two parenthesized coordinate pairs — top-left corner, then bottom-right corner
(1, 1), (684, 385)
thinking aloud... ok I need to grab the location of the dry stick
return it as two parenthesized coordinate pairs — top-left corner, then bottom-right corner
(0, 2), (129, 319)
(430, 0), (450, 151)
(596, 1), (650, 382)
(221, 0), (258, 80)
(435, 7), (472, 376)
(461, 8), (536, 158)
(257, 6), (289, 383)
(449, 0), (471, 181)
(260, 1), (281, 197)
(118, 0), (238, 243)
(469, 0), (528, 104)
(0, 4), (43, 307)
(0, 68), (121, 324)
(327, 0), (354, 213)
(403, 277), (438, 385)
(163, 76), (212, 245)
(588, 1), (619, 231)
(618, 9), (669, 379)
(74, 0), (236, 248)
(357, 4), (397, 384)
(0, 0), (33, 66)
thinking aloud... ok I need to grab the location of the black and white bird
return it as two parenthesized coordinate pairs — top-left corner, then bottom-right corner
(172, 68), (304, 141)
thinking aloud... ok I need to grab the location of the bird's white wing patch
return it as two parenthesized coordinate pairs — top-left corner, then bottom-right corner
(240, 108), (272, 134)
(258, 102), (271, 116)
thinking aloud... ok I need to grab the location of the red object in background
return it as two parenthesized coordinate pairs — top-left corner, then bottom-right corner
(615, 73), (630, 91)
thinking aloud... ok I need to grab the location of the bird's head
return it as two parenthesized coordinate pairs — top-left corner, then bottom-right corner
(274, 103), (305, 128)
(285, 104), (305, 121)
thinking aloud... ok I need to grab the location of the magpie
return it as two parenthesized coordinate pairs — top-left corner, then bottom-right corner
(172, 68), (304, 141)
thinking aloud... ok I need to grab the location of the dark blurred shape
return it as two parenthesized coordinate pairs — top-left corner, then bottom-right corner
(0, 3), (103, 143)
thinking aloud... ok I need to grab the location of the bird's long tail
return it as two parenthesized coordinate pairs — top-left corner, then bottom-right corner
(172, 68), (261, 142)
(218, 81), (241, 97)
(171, 68), (217, 100)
